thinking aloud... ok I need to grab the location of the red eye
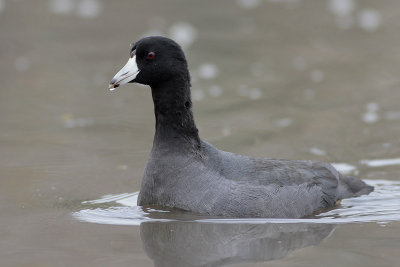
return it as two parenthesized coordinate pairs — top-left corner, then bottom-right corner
(146, 52), (156, 60)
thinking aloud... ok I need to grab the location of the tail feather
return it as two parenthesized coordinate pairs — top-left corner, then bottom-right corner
(340, 176), (374, 198)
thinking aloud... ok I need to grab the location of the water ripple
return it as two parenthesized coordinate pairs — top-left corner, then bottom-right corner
(74, 180), (400, 226)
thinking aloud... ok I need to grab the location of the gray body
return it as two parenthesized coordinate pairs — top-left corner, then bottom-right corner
(138, 140), (371, 218)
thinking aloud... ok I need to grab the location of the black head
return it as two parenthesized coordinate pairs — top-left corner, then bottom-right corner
(109, 36), (190, 89)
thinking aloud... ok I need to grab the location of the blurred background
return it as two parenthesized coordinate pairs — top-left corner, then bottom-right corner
(1, 0), (400, 266)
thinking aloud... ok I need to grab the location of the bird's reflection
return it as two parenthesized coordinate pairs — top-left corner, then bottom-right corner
(140, 221), (335, 267)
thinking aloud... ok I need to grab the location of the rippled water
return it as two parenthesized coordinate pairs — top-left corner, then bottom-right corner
(75, 180), (400, 225)
(73, 179), (400, 266)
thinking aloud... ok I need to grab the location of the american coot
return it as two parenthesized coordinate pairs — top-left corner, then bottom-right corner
(109, 36), (373, 218)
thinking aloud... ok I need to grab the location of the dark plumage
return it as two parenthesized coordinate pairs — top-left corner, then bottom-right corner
(109, 36), (373, 218)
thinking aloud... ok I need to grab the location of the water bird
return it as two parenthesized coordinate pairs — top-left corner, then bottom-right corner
(108, 36), (373, 218)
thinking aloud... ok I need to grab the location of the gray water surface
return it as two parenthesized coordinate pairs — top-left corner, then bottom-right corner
(73, 180), (400, 266)
(1, 1), (400, 266)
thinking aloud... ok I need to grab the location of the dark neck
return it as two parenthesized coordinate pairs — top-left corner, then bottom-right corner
(150, 77), (201, 152)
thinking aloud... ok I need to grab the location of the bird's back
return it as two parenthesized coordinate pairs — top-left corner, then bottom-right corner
(137, 140), (374, 218)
